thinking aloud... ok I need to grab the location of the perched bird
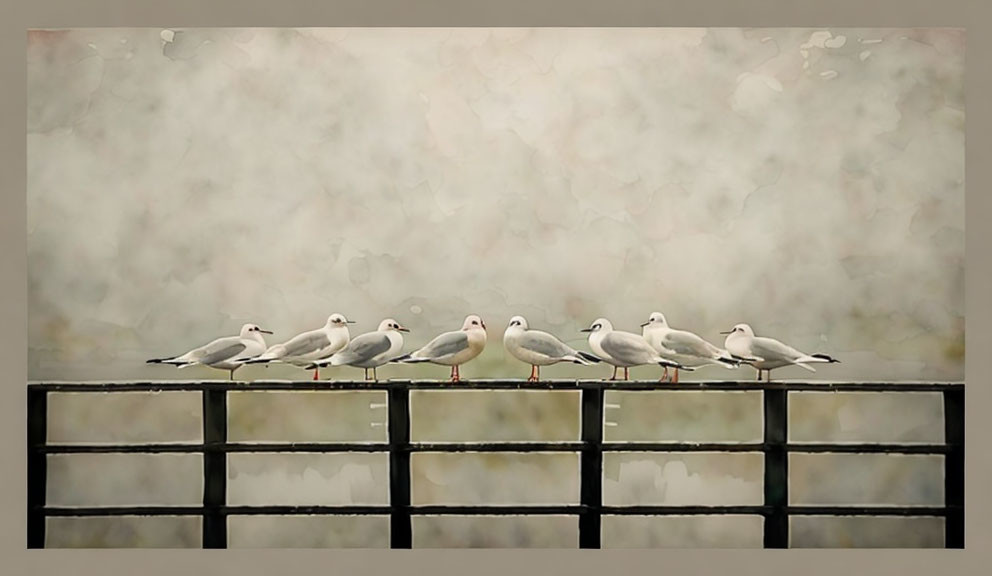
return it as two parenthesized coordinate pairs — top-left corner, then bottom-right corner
(581, 318), (688, 381)
(641, 312), (743, 382)
(147, 323), (272, 380)
(244, 313), (354, 380)
(503, 315), (599, 381)
(307, 318), (409, 381)
(721, 323), (840, 381)
(395, 314), (487, 382)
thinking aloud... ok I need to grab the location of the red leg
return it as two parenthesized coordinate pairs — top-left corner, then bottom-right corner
(659, 366), (669, 382)
(528, 365), (538, 382)
(313, 367), (319, 381)
(673, 367), (679, 383)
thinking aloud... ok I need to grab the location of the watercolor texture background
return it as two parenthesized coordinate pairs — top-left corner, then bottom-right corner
(28, 27), (964, 548)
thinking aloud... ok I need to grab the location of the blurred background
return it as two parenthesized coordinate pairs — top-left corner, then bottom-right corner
(28, 27), (963, 547)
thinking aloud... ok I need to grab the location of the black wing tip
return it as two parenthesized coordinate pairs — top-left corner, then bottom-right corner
(577, 351), (602, 364)
(812, 353), (840, 363)
(146, 358), (165, 364)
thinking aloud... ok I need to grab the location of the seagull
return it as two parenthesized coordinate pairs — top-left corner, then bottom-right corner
(395, 314), (487, 382)
(580, 318), (688, 381)
(244, 313), (354, 380)
(307, 318), (409, 381)
(641, 312), (744, 382)
(503, 315), (599, 381)
(721, 323), (840, 382)
(146, 323), (272, 380)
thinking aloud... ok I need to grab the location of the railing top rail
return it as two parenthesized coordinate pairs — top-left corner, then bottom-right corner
(26, 380), (965, 393)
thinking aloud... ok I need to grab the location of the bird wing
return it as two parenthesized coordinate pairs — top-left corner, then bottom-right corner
(662, 330), (720, 358)
(751, 336), (806, 363)
(195, 337), (248, 365)
(520, 330), (573, 358)
(281, 331), (332, 358)
(414, 331), (469, 360)
(332, 332), (393, 365)
(600, 332), (653, 364)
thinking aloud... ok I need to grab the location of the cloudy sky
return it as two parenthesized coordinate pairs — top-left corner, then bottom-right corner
(28, 27), (962, 548)
(27, 27), (963, 382)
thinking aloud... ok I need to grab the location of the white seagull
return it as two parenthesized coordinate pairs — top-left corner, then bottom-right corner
(308, 318), (409, 381)
(244, 313), (354, 380)
(581, 318), (688, 381)
(395, 314), (487, 382)
(147, 323), (272, 380)
(503, 315), (599, 381)
(641, 312), (743, 382)
(721, 323), (839, 381)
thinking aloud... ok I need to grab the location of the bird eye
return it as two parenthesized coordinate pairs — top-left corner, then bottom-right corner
(594, 324), (601, 330)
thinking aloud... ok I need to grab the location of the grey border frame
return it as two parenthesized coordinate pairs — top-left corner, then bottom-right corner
(2, 1), (988, 574)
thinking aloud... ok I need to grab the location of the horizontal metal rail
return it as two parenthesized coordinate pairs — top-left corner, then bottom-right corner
(38, 504), (961, 517)
(27, 380), (964, 393)
(26, 380), (965, 549)
(36, 441), (953, 455)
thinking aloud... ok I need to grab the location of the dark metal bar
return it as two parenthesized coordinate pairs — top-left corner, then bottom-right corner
(388, 383), (412, 549)
(27, 388), (48, 548)
(27, 380), (965, 393)
(943, 388), (964, 548)
(37, 441), (954, 455)
(763, 388), (789, 548)
(201, 389), (227, 549)
(40, 504), (960, 518)
(579, 386), (604, 549)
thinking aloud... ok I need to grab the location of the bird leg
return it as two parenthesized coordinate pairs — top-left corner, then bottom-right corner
(765, 370), (772, 383)
(610, 366), (619, 381)
(372, 367), (378, 382)
(673, 367), (679, 384)
(623, 367), (629, 380)
(528, 365), (539, 382)
(313, 366), (320, 381)
(756, 368), (762, 381)
(450, 365), (461, 382)
(364, 368), (372, 381)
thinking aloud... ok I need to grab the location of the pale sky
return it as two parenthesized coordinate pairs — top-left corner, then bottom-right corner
(28, 28), (964, 382)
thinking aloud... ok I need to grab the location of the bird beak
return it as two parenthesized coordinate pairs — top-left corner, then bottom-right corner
(719, 330), (732, 335)
(579, 328), (592, 333)
(259, 329), (273, 335)
(481, 321), (487, 330)
(398, 327), (410, 333)
(346, 320), (356, 324)
(640, 321), (650, 327)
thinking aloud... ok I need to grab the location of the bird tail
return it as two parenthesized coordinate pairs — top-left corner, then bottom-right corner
(659, 359), (694, 371)
(146, 357), (183, 366)
(393, 353), (431, 364)
(575, 351), (602, 364)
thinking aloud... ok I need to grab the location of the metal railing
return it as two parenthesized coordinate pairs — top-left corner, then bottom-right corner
(26, 380), (965, 548)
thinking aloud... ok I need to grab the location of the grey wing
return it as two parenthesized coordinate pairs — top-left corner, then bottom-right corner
(336, 333), (393, 364)
(196, 338), (247, 365)
(663, 331), (719, 358)
(416, 331), (469, 360)
(282, 332), (331, 357)
(521, 331), (573, 358)
(600, 333), (653, 363)
(751, 337), (804, 363)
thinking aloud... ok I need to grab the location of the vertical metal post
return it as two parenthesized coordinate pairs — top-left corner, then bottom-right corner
(388, 383), (412, 548)
(763, 388), (789, 548)
(202, 388), (228, 548)
(579, 385), (604, 549)
(943, 388), (964, 548)
(27, 387), (48, 549)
